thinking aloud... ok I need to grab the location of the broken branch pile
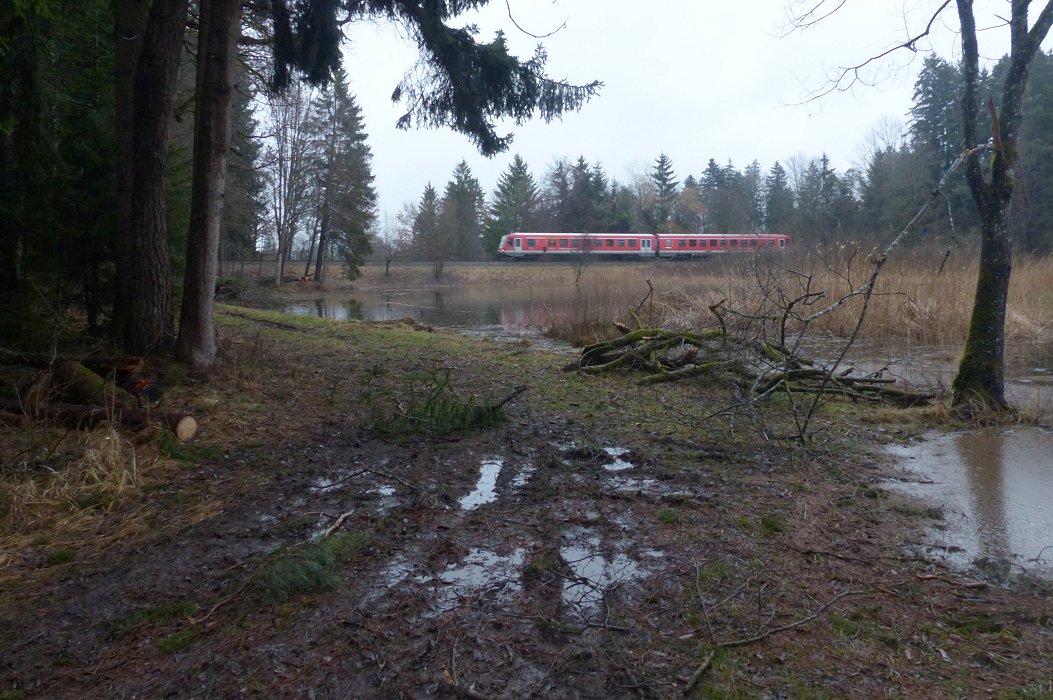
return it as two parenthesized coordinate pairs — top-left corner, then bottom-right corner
(564, 327), (935, 406)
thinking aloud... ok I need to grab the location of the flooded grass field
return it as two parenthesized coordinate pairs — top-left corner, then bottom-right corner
(6, 258), (1053, 697)
(287, 259), (1053, 588)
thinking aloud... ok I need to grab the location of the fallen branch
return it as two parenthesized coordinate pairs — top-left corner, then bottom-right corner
(681, 589), (862, 696)
(323, 511), (355, 538)
(568, 328), (934, 406)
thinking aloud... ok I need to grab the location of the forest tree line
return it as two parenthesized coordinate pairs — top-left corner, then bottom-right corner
(0, 0), (598, 366)
(385, 52), (1053, 263)
(4, 2), (1053, 346)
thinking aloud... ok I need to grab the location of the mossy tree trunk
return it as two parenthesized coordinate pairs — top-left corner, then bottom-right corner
(952, 210), (1011, 410)
(950, 0), (1053, 412)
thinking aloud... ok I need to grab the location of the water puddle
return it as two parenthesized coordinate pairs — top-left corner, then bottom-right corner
(560, 529), (645, 619)
(420, 548), (526, 615)
(603, 447), (634, 472)
(511, 464), (536, 489)
(459, 458), (504, 510)
(885, 427), (1053, 581)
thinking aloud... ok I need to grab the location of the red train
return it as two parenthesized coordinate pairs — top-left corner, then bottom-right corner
(496, 232), (789, 260)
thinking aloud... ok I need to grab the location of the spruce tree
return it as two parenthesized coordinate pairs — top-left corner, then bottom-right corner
(484, 155), (541, 253)
(649, 153), (679, 233)
(440, 161), (486, 260)
(308, 68), (377, 283)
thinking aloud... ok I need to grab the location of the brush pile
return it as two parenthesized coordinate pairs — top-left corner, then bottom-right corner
(564, 326), (935, 406)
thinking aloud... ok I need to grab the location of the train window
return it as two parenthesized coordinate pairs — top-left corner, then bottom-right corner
(527, 239), (536, 247)
(665, 240), (672, 248)
(628, 239), (636, 247)
(730, 240), (738, 247)
(689, 240), (697, 247)
(720, 240), (727, 247)
(572, 239), (580, 248)
(548, 239), (557, 247)
(559, 239), (568, 247)
(678, 239), (686, 247)
(606, 239), (614, 247)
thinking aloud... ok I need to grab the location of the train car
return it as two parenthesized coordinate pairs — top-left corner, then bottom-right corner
(496, 232), (657, 259)
(496, 232), (789, 259)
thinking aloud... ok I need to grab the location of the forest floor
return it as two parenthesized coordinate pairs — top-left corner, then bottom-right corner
(2, 282), (1053, 698)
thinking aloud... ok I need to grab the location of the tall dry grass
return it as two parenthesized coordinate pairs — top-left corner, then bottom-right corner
(0, 422), (155, 571)
(539, 250), (1053, 355)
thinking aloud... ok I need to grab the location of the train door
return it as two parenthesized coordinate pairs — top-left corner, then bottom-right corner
(513, 237), (522, 255)
(640, 238), (651, 257)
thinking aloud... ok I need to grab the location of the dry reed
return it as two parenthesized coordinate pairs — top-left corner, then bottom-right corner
(539, 250), (1053, 355)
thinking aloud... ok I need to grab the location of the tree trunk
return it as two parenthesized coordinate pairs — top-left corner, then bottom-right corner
(952, 211), (1011, 410)
(111, 0), (148, 333)
(177, 0), (242, 372)
(118, 0), (189, 354)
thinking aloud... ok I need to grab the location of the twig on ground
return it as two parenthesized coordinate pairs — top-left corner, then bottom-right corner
(324, 510), (355, 538)
(915, 573), (988, 589)
(681, 589), (863, 695)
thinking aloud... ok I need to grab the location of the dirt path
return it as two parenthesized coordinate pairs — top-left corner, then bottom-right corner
(2, 307), (1051, 698)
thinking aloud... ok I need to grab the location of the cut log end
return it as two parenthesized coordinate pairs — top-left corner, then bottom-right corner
(172, 415), (198, 442)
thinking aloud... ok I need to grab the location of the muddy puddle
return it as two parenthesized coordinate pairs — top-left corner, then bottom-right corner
(885, 427), (1053, 581)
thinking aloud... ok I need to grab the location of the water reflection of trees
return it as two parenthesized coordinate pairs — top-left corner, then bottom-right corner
(957, 431), (1011, 561)
(311, 297), (363, 320)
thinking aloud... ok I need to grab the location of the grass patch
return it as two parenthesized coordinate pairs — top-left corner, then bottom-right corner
(158, 627), (202, 654)
(260, 532), (367, 604)
(758, 514), (785, 536)
(156, 432), (225, 463)
(44, 549), (75, 567)
(111, 600), (199, 638)
(657, 507), (679, 524)
(362, 369), (510, 437)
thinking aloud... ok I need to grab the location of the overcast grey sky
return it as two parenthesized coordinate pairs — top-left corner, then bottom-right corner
(339, 1), (1019, 226)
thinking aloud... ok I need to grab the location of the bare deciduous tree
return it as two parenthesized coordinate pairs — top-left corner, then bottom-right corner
(795, 0), (1053, 413)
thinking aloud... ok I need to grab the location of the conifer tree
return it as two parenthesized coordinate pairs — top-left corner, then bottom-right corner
(649, 153), (679, 233)
(308, 68), (377, 284)
(440, 161), (486, 261)
(484, 155), (541, 253)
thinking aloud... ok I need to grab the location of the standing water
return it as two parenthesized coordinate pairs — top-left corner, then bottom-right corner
(288, 284), (1053, 580)
(886, 427), (1053, 581)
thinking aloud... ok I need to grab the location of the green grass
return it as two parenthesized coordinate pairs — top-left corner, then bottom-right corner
(44, 549), (75, 566)
(260, 532), (367, 604)
(111, 600), (199, 638)
(362, 369), (509, 437)
(759, 515), (785, 536)
(158, 627), (201, 653)
(157, 432), (226, 463)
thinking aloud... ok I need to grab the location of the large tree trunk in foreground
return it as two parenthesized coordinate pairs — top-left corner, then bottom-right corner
(177, 0), (242, 372)
(112, 0), (148, 330)
(117, 0), (189, 354)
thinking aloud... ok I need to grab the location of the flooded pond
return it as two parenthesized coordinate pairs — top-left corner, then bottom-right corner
(284, 286), (576, 341)
(886, 428), (1053, 581)
(288, 285), (1053, 581)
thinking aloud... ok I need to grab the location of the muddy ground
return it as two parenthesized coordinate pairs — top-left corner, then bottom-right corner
(2, 303), (1052, 699)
